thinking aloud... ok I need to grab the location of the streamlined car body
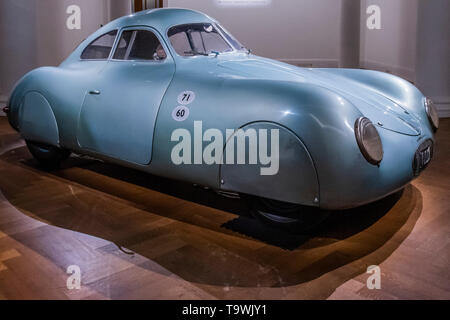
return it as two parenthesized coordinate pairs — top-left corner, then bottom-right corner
(4, 8), (438, 227)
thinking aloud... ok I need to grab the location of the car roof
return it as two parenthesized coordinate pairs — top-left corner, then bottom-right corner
(105, 8), (215, 33)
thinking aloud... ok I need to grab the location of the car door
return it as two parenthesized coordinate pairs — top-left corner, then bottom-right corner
(77, 27), (175, 165)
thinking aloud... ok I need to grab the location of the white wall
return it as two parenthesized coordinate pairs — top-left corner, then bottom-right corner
(415, 0), (450, 118)
(168, 0), (341, 67)
(0, 0), (131, 103)
(34, 0), (111, 67)
(359, 0), (450, 117)
(0, 1), (37, 104)
(339, 0), (361, 68)
(360, 0), (419, 82)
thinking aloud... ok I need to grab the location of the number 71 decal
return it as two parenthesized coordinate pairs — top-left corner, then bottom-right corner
(178, 91), (196, 105)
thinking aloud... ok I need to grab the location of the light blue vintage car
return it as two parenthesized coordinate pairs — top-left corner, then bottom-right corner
(4, 8), (439, 230)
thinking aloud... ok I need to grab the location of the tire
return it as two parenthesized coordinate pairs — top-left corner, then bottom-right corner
(244, 195), (329, 233)
(26, 140), (70, 168)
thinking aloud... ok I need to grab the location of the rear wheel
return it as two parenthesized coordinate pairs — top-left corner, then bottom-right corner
(26, 140), (70, 168)
(245, 196), (329, 233)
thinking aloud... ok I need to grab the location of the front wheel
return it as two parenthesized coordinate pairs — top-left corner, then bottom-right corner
(26, 140), (70, 168)
(245, 196), (329, 233)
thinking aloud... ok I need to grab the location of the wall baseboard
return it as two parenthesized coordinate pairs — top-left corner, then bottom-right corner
(0, 95), (7, 116)
(433, 97), (450, 118)
(436, 105), (450, 118)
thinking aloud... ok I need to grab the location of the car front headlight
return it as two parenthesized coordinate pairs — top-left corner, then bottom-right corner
(355, 117), (383, 166)
(425, 98), (439, 131)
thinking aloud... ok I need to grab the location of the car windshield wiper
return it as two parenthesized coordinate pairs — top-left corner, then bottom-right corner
(184, 50), (209, 56)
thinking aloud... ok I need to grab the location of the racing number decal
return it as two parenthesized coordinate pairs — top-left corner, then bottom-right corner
(177, 91), (195, 105)
(172, 91), (195, 121)
(172, 105), (190, 122)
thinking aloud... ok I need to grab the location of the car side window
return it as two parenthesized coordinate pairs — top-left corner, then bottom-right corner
(113, 30), (167, 61)
(168, 32), (191, 55)
(81, 30), (117, 60)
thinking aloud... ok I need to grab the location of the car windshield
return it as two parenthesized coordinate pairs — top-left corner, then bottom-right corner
(215, 23), (247, 52)
(168, 23), (235, 56)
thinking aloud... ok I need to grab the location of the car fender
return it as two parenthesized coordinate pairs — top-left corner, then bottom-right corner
(219, 121), (320, 206)
(7, 67), (64, 146)
(213, 79), (375, 208)
(19, 91), (60, 146)
(8, 65), (93, 149)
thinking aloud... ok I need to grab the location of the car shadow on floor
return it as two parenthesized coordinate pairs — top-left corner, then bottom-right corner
(56, 155), (406, 250)
(64, 156), (409, 244)
(0, 143), (423, 294)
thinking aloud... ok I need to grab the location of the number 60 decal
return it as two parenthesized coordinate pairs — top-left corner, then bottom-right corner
(172, 105), (190, 122)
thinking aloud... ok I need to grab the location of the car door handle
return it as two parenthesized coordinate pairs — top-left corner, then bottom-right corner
(89, 90), (101, 95)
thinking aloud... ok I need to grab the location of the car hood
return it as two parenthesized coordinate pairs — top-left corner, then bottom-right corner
(217, 57), (421, 136)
